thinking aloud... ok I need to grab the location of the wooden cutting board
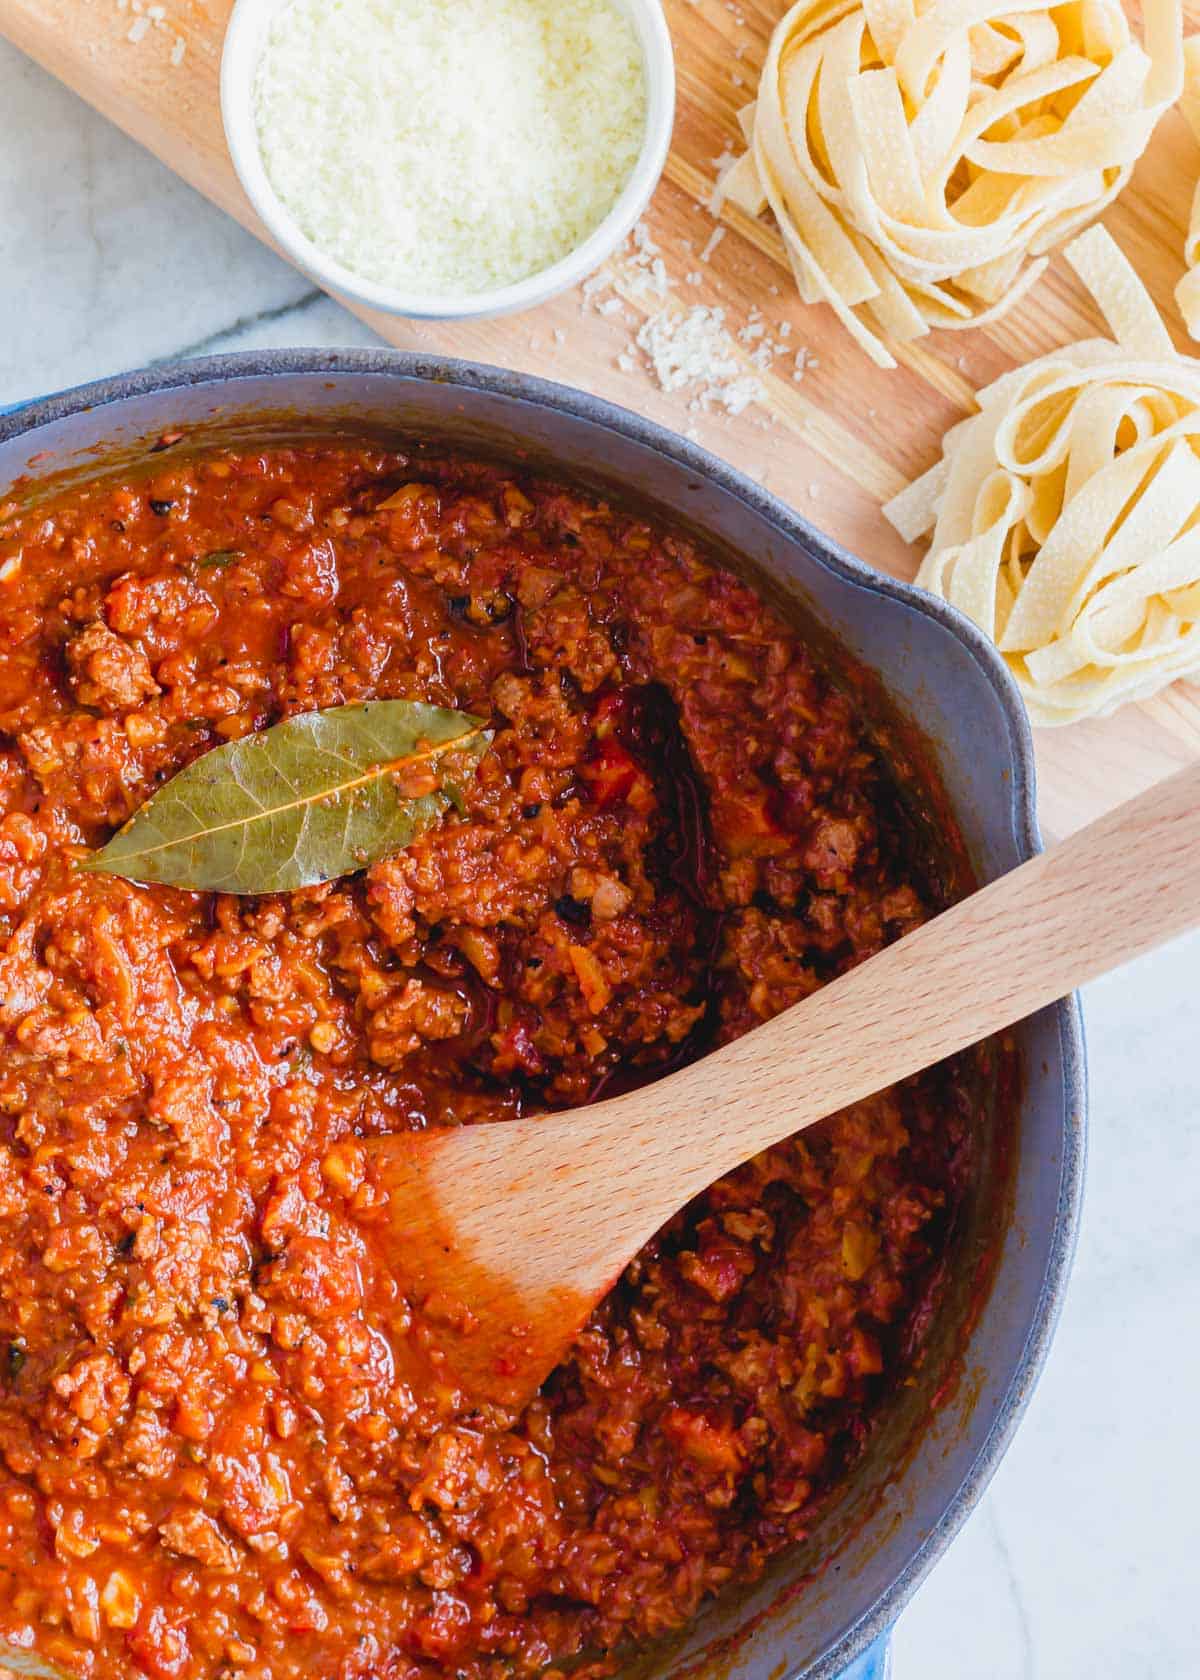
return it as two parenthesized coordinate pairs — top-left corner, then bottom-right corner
(2, 0), (1199, 842)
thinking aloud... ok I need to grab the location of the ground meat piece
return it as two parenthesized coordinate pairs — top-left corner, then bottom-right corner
(366, 977), (471, 1067)
(148, 1066), (226, 1163)
(257, 1233), (363, 1320)
(66, 621), (160, 711)
(0, 811), (46, 911)
(47, 1352), (131, 1441)
(804, 814), (864, 885)
(159, 1508), (240, 1572)
(522, 583), (617, 692)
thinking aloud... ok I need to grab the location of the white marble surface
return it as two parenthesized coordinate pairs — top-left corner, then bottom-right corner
(3, 40), (1199, 1680)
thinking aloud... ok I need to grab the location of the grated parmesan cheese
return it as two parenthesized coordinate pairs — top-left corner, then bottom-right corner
(636, 306), (764, 416)
(253, 0), (647, 296)
(576, 221), (813, 421)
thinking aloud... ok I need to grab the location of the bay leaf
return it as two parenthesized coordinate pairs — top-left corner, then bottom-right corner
(81, 701), (490, 895)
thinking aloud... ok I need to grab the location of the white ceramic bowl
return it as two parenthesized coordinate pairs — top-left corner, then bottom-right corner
(220, 0), (676, 321)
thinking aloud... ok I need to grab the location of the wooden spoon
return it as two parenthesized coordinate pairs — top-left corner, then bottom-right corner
(366, 760), (1200, 1409)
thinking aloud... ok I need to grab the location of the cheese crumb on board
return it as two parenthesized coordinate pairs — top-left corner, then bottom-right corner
(253, 0), (646, 296)
(579, 223), (813, 420)
(116, 0), (185, 64)
(636, 307), (764, 416)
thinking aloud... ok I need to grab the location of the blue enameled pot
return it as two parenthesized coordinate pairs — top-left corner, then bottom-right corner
(0, 355), (1085, 1680)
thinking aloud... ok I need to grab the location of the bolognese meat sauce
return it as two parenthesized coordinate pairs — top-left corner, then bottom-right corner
(0, 445), (972, 1680)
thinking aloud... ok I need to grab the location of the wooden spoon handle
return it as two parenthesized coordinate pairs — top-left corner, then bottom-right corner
(583, 758), (1200, 1203)
(365, 762), (1200, 1408)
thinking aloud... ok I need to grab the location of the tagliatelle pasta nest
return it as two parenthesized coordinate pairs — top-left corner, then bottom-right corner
(884, 226), (1200, 726)
(723, 0), (1183, 369)
(1174, 36), (1200, 337)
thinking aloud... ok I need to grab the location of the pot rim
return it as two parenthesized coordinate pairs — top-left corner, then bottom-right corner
(0, 349), (1087, 1679)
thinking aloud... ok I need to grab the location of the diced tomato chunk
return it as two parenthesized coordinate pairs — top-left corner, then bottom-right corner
(580, 740), (642, 807)
(127, 1609), (191, 1679)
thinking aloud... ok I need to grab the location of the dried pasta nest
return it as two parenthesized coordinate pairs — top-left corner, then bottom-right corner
(885, 226), (1200, 727)
(723, 0), (1184, 369)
